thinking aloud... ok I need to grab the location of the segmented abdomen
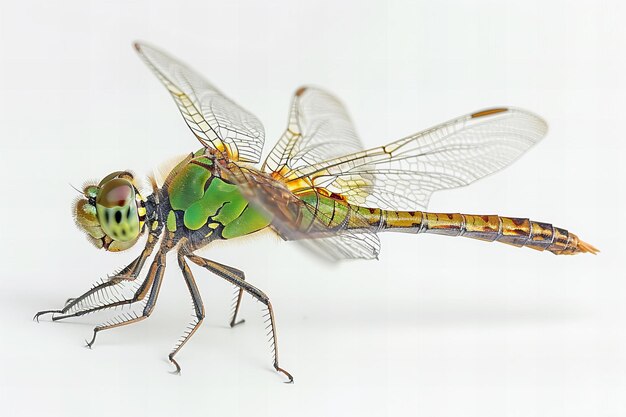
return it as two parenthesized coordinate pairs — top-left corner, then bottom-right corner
(377, 211), (597, 255)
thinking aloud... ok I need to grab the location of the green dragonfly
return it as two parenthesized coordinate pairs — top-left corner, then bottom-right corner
(34, 42), (597, 382)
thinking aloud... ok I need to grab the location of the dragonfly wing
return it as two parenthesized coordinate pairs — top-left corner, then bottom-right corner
(222, 163), (381, 260)
(134, 42), (264, 163)
(256, 86), (380, 260)
(297, 232), (381, 261)
(276, 107), (547, 211)
(263, 87), (369, 177)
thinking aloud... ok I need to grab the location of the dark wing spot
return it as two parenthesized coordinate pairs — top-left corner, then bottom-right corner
(471, 108), (508, 118)
(115, 210), (122, 224)
(104, 210), (110, 224)
(126, 205), (132, 219)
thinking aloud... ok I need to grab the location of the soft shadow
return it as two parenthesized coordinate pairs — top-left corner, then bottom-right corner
(306, 301), (589, 329)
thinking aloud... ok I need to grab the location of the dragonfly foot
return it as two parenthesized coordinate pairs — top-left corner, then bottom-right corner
(64, 298), (76, 306)
(230, 318), (245, 328)
(168, 353), (182, 375)
(33, 310), (60, 322)
(274, 364), (294, 384)
(85, 329), (99, 349)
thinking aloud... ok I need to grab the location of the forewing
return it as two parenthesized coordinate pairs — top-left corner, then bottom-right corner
(134, 42), (264, 163)
(278, 107), (547, 211)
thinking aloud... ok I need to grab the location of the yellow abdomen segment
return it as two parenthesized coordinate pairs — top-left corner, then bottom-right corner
(376, 211), (598, 255)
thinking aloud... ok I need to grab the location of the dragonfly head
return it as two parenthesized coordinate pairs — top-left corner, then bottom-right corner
(73, 171), (147, 251)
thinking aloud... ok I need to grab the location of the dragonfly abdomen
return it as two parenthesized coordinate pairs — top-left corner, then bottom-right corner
(377, 211), (597, 255)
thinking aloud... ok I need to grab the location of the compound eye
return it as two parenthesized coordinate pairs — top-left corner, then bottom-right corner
(97, 179), (133, 208)
(97, 170), (134, 187)
(96, 178), (140, 242)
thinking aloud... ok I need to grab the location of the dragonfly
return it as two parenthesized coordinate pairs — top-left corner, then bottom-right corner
(34, 42), (598, 383)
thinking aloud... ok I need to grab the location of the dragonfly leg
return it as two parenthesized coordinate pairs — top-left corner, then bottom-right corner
(34, 227), (161, 323)
(229, 287), (246, 328)
(186, 253), (294, 383)
(34, 258), (141, 322)
(207, 261), (246, 327)
(167, 250), (205, 374)
(85, 248), (167, 348)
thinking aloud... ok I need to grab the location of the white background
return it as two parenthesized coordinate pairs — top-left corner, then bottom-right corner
(0, 1), (624, 416)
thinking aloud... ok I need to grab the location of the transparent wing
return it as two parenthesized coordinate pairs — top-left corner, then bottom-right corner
(273, 107), (547, 211)
(134, 42), (264, 163)
(221, 163), (381, 260)
(297, 231), (381, 261)
(263, 86), (368, 177)
(259, 86), (379, 260)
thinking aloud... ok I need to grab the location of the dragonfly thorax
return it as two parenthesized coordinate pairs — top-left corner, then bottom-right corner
(73, 171), (147, 251)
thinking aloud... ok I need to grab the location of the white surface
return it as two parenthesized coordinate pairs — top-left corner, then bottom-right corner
(0, 1), (624, 416)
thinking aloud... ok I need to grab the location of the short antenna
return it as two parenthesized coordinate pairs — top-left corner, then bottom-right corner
(69, 183), (83, 195)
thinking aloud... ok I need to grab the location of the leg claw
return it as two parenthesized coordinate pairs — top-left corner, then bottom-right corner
(33, 310), (60, 322)
(230, 318), (245, 328)
(275, 364), (294, 384)
(168, 354), (182, 375)
(85, 329), (98, 349)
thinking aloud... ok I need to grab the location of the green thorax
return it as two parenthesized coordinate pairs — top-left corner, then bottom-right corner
(165, 152), (270, 239)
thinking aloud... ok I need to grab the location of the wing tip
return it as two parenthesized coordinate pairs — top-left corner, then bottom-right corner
(471, 106), (549, 138)
(133, 40), (156, 55)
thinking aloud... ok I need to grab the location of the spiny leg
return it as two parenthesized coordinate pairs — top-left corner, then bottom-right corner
(48, 257), (154, 321)
(34, 273), (126, 322)
(53, 262), (159, 323)
(216, 262), (247, 328)
(168, 250), (205, 374)
(85, 249), (167, 348)
(186, 253), (294, 383)
(34, 253), (144, 322)
(230, 286), (245, 328)
(34, 227), (161, 322)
